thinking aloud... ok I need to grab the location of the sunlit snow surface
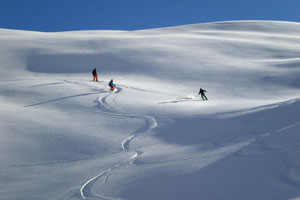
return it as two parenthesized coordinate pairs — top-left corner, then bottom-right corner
(0, 21), (300, 200)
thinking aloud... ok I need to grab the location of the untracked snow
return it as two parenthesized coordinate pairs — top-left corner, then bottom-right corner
(0, 21), (300, 200)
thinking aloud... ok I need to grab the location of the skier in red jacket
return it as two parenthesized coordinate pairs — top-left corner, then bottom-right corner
(92, 68), (98, 81)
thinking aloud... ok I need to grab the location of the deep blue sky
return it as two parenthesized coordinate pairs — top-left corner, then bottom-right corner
(1, 0), (300, 32)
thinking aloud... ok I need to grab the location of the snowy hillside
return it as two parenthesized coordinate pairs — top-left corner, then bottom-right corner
(0, 21), (300, 200)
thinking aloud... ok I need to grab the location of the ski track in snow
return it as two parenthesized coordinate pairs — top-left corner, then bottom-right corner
(80, 82), (158, 200)
(121, 135), (136, 151)
(77, 80), (260, 199)
(277, 121), (300, 133)
(97, 87), (122, 113)
(16, 79), (157, 199)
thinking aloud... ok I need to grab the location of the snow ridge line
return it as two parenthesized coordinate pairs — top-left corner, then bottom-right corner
(2, 149), (124, 168)
(80, 84), (158, 200)
(2, 155), (96, 167)
(134, 139), (254, 166)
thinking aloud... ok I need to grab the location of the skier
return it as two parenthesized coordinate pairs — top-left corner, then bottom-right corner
(109, 79), (116, 91)
(92, 68), (98, 81)
(198, 88), (208, 100)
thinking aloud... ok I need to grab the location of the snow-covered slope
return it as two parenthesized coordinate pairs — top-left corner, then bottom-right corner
(0, 21), (300, 200)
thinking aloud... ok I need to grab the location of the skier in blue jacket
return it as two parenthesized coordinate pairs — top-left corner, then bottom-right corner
(109, 79), (116, 91)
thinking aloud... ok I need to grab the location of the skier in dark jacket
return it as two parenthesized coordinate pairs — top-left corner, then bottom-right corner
(92, 68), (98, 81)
(199, 88), (208, 100)
(109, 79), (116, 91)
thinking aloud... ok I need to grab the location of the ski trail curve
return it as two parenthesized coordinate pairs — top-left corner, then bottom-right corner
(80, 84), (158, 200)
(80, 166), (123, 200)
(121, 135), (136, 151)
(97, 87), (122, 113)
(121, 116), (157, 151)
(129, 150), (144, 166)
(80, 171), (108, 199)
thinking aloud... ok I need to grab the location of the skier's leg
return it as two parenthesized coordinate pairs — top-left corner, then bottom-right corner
(201, 95), (205, 100)
(96, 75), (98, 81)
(204, 95), (208, 100)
